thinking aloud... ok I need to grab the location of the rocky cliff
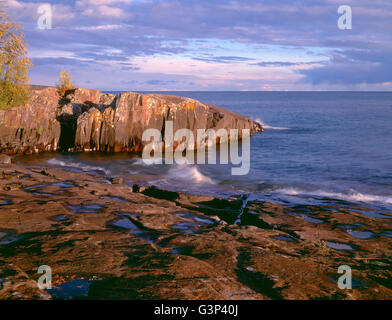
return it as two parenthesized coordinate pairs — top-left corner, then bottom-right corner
(0, 87), (263, 154)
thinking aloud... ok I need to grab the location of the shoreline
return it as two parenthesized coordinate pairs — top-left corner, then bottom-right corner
(13, 150), (392, 212)
(0, 87), (262, 155)
(0, 162), (391, 299)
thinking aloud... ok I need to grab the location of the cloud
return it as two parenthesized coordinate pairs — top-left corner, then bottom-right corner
(193, 55), (254, 64)
(86, 0), (131, 5)
(121, 66), (140, 71)
(255, 61), (325, 67)
(145, 80), (177, 85)
(4, 0), (392, 90)
(6, 0), (76, 25)
(76, 0), (131, 19)
(299, 48), (392, 85)
(73, 24), (122, 31)
(32, 57), (89, 67)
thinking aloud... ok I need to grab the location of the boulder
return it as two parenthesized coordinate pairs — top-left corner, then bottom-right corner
(0, 154), (11, 165)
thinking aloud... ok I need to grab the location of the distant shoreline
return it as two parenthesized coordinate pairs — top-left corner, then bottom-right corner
(27, 85), (392, 93)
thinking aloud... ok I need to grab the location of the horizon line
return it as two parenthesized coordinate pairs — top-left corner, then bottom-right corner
(29, 84), (392, 93)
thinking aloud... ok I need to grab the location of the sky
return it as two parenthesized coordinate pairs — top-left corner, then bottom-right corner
(4, 0), (392, 91)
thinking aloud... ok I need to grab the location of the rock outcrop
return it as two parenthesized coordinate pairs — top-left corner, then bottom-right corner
(0, 87), (263, 154)
(1, 164), (391, 299)
(0, 87), (61, 154)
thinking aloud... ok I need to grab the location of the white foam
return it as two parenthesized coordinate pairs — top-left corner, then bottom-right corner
(316, 190), (392, 205)
(168, 164), (215, 185)
(255, 118), (290, 131)
(132, 157), (163, 166)
(276, 187), (302, 196)
(275, 187), (392, 205)
(47, 158), (111, 175)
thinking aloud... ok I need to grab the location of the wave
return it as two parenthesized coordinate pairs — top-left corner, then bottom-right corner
(131, 157), (163, 166)
(255, 118), (290, 131)
(167, 164), (215, 185)
(47, 158), (111, 175)
(275, 187), (392, 205)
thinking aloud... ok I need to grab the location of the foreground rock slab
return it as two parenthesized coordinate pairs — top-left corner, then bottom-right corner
(0, 163), (391, 300)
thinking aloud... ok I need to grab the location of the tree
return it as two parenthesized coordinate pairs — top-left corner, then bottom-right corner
(0, 3), (33, 110)
(56, 71), (76, 96)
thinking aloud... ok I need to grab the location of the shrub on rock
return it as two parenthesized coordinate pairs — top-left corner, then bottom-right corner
(0, 6), (33, 110)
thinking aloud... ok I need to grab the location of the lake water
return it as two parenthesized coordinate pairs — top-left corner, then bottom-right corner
(16, 92), (392, 213)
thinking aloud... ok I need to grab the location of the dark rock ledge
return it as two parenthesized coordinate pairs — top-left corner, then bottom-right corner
(0, 87), (263, 155)
(0, 164), (391, 299)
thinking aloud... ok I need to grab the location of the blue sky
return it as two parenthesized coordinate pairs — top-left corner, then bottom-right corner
(5, 0), (392, 91)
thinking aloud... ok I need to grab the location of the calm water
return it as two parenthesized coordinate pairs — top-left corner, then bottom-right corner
(16, 92), (392, 212)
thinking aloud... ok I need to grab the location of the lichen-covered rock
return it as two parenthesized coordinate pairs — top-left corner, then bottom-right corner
(0, 87), (263, 154)
(72, 90), (263, 152)
(0, 87), (61, 154)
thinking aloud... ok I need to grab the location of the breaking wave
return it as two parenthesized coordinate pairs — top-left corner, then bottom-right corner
(255, 118), (290, 130)
(275, 187), (392, 205)
(167, 164), (215, 185)
(47, 158), (111, 175)
(131, 157), (163, 166)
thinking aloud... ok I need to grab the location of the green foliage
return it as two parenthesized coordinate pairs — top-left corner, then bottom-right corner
(0, 4), (33, 110)
(0, 80), (29, 110)
(56, 71), (76, 96)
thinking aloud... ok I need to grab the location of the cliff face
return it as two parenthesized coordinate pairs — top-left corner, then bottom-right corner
(0, 87), (263, 155)
(0, 88), (61, 154)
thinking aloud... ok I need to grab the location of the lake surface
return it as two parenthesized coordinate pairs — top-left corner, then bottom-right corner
(16, 92), (392, 213)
